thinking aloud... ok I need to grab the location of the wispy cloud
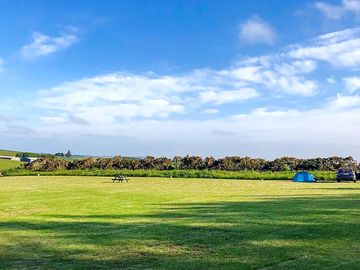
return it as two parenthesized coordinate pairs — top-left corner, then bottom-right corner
(33, 26), (360, 129)
(202, 109), (219, 114)
(13, 26), (360, 158)
(327, 77), (337, 84)
(344, 76), (360, 92)
(328, 93), (360, 108)
(199, 88), (259, 105)
(239, 15), (276, 45)
(0, 58), (4, 72)
(288, 27), (360, 67)
(315, 0), (360, 20)
(31, 96), (360, 158)
(20, 28), (79, 59)
(224, 59), (318, 96)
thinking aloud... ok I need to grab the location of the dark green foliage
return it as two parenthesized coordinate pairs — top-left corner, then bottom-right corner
(15, 152), (53, 158)
(23, 155), (359, 173)
(24, 157), (70, 171)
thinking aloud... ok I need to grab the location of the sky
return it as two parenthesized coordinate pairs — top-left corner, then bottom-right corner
(1, 0), (360, 159)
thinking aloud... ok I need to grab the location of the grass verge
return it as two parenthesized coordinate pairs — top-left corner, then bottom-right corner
(2, 168), (336, 180)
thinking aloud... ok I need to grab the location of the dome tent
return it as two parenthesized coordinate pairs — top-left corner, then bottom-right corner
(293, 171), (316, 182)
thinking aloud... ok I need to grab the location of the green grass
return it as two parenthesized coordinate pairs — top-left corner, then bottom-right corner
(0, 149), (52, 158)
(0, 176), (359, 269)
(0, 149), (18, 156)
(3, 168), (337, 180)
(0, 159), (22, 170)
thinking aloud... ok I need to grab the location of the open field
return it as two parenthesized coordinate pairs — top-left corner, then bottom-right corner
(0, 149), (19, 156)
(0, 159), (23, 170)
(0, 176), (359, 269)
(0, 149), (51, 158)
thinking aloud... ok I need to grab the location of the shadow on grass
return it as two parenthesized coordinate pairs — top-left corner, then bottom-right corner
(0, 195), (360, 269)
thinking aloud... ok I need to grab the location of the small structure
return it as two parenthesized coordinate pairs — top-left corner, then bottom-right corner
(112, 175), (129, 183)
(20, 157), (38, 163)
(0, 155), (20, 161)
(293, 171), (316, 182)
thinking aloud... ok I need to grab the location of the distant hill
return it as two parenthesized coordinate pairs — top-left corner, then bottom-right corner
(0, 149), (52, 158)
(0, 149), (142, 160)
(0, 149), (18, 156)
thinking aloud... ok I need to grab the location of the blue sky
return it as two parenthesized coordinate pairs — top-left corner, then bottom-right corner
(1, 0), (360, 159)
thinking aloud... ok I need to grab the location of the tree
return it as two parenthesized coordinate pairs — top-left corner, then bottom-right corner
(153, 157), (172, 170)
(142, 156), (155, 169)
(204, 156), (216, 169)
(172, 156), (183, 169)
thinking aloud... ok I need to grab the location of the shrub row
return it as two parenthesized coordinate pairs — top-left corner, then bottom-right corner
(24, 155), (359, 172)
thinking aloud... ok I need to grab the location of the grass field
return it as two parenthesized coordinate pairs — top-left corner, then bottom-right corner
(0, 149), (19, 156)
(0, 177), (359, 269)
(0, 159), (22, 170)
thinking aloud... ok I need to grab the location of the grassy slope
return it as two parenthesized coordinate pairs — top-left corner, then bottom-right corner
(0, 159), (22, 170)
(0, 149), (18, 156)
(0, 177), (359, 269)
(0, 149), (52, 158)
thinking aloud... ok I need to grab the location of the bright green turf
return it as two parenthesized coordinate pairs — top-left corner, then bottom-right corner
(0, 149), (19, 156)
(0, 159), (22, 170)
(0, 177), (359, 269)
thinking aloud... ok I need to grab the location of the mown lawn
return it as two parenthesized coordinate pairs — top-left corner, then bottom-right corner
(0, 177), (359, 269)
(0, 159), (22, 170)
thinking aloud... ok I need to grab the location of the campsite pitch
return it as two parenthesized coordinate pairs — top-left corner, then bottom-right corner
(0, 176), (359, 269)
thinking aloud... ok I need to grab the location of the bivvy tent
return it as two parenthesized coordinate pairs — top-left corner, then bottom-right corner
(293, 171), (316, 182)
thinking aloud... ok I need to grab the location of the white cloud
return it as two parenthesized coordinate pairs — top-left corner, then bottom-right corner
(327, 77), (337, 84)
(20, 28), (78, 59)
(200, 88), (258, 105)
(203, 109), (219, 114)
(29, 26), (359, 105)
(33, 26), (360, 128)
(289, 27), (360, 67)
(223, 60), (318, 96)
(18, 25), (360, 160)
(29, 95), (360, 159)
(344, 76), (360, 92)
(315, 2), (345, 19)
(328, 93), (360, 108)
(239, 15), (276, 45)
(274, 60), (317, 75)
(315, 0), (360, 19)
(38, 73), (190, 123)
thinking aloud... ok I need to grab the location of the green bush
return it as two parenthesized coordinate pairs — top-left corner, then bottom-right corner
(2, 168), (337, 181)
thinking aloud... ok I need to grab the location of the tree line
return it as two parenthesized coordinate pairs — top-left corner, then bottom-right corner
(25, 155), (359, 172)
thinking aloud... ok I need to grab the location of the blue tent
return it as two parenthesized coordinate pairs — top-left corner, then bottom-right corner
(293, 171), (316, 182)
